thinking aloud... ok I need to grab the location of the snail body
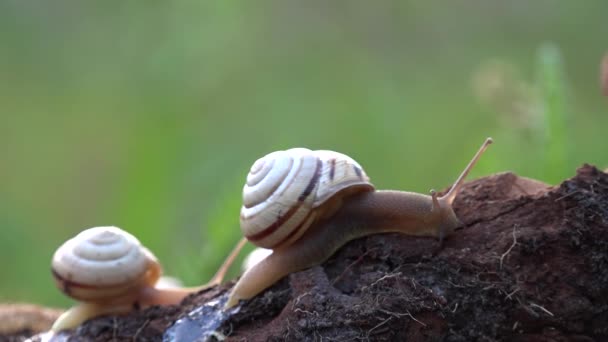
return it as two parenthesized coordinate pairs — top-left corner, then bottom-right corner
(226, 138), (493, 308)
(51, 226), (246, 331)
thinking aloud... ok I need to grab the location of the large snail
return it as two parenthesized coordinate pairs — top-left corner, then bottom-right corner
(226, 138), (493, 308)
(51, 226), (245, 331)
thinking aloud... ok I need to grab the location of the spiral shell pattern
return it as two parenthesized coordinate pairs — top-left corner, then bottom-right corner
(51, 226), (156, 300)
(241, 148), (374, 249)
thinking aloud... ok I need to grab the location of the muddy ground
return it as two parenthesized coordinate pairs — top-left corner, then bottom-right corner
(4, 165), (608, 341)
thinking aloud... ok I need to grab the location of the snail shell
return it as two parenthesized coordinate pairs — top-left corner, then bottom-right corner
(51, 226), (160, 302)
(240, 148), (375, 249)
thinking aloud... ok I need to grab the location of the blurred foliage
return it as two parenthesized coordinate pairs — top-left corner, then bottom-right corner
(1, 1), (607, 306)
(536, 43), (569, 183)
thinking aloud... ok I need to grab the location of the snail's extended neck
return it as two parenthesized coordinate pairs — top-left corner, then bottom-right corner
(336, 190), (443, 237)
(330, 190), (461, 241)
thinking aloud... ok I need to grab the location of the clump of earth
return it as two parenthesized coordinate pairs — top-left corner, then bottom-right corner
(4, 165), (608, 341)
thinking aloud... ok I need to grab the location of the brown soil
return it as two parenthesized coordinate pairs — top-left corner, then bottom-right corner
(0, 304), (62, 342)
(7, 165), (608, 341)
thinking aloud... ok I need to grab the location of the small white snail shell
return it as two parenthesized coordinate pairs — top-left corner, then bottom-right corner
(240, 148), (375, 249)
(51, 226), (159, 302)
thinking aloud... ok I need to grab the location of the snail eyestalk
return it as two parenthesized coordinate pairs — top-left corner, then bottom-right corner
(441, 137), (493, 205)
(206, 237), (248, 287)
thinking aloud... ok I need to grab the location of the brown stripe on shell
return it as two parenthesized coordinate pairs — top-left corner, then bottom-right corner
(246, 158), (323, 242)
(51, 267), (100, 295)
(353, 165), (363, 179)
(246, 204), (301, 241)
(329, 158), (336, 180)
(269, 210), (316, 249)
(298, 158), (322, 201)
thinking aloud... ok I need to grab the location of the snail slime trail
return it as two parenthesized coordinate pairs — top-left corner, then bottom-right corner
(163, 293), (239, 342)
(226, 138), (493, 308)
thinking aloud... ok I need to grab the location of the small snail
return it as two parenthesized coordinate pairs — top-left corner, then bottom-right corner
(51, 226), (246, 331)
(225, 138), (493, 308)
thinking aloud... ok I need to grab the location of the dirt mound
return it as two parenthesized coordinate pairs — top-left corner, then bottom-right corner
(12, 165), (608, 341)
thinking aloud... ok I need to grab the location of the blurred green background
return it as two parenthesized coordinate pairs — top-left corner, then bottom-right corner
(1, 1), (607, 307)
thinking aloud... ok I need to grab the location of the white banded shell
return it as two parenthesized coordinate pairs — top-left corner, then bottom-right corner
(51, 226), (159, 301)
(240, 148), (374, 249)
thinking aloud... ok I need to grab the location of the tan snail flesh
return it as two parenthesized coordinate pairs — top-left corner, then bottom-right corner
(51, 226), (246, 331)
(226, 138), (493, 308)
